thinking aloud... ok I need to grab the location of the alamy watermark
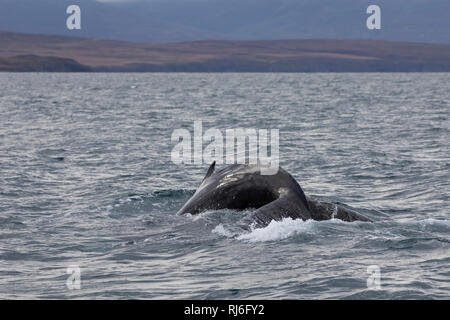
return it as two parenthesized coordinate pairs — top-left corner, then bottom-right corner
(366, 265), (381, 290)
(171, 121), (279, 175)
(66, 5), (81, 30)
(366, 5), (381, 30)
(66, 265), (81, 290)
(66, 5), (380, 32)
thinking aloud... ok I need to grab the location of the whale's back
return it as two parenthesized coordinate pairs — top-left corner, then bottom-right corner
(177, 163), (310, 217)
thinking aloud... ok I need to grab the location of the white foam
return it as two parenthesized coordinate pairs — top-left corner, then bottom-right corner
(236, 218), (317, 242)
(212, 224), (235, 237)
(184, 210), (215, 221)
(414, 218), (450, 230)
(421, 218), (450, 226)
(398, 218), (450, 229)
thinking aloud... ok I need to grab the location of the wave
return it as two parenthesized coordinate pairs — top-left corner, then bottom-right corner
(212, 224), (236, 238)
(397, 218), (450, 232)
(115, 189), (195, 203)
(235, 218), (364, 242)
(107, 189), (194, 213)
(212, 216), (450, 243)
(150, 189), (195, 199)
(237, 218), (318, 242)
(212, 218), (348, 242)
(184, 210), (218, 222)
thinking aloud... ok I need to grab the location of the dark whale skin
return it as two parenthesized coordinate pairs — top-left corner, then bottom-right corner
(177, 162), (372, 229)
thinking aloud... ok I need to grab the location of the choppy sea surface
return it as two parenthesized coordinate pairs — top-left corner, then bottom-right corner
(0, 73), (449, 299)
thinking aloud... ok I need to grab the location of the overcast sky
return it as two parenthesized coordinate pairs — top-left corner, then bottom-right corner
(0, 0), (449, 43)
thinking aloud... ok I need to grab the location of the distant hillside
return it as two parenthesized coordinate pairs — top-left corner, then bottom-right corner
(0, 0), (449, 43)
(0, 55), (91, 72)
(1, 31), (450, 72)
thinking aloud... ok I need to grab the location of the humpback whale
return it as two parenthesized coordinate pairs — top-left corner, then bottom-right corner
(177, 162), (372, 229)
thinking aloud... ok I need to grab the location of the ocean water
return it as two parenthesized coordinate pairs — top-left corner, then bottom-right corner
(0, 73), (448, 299)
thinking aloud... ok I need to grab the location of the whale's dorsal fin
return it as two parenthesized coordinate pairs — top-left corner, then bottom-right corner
(203, 161), (216, 182)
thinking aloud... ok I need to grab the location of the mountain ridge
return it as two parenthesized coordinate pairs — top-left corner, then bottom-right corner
(1, 31), (450, 72)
